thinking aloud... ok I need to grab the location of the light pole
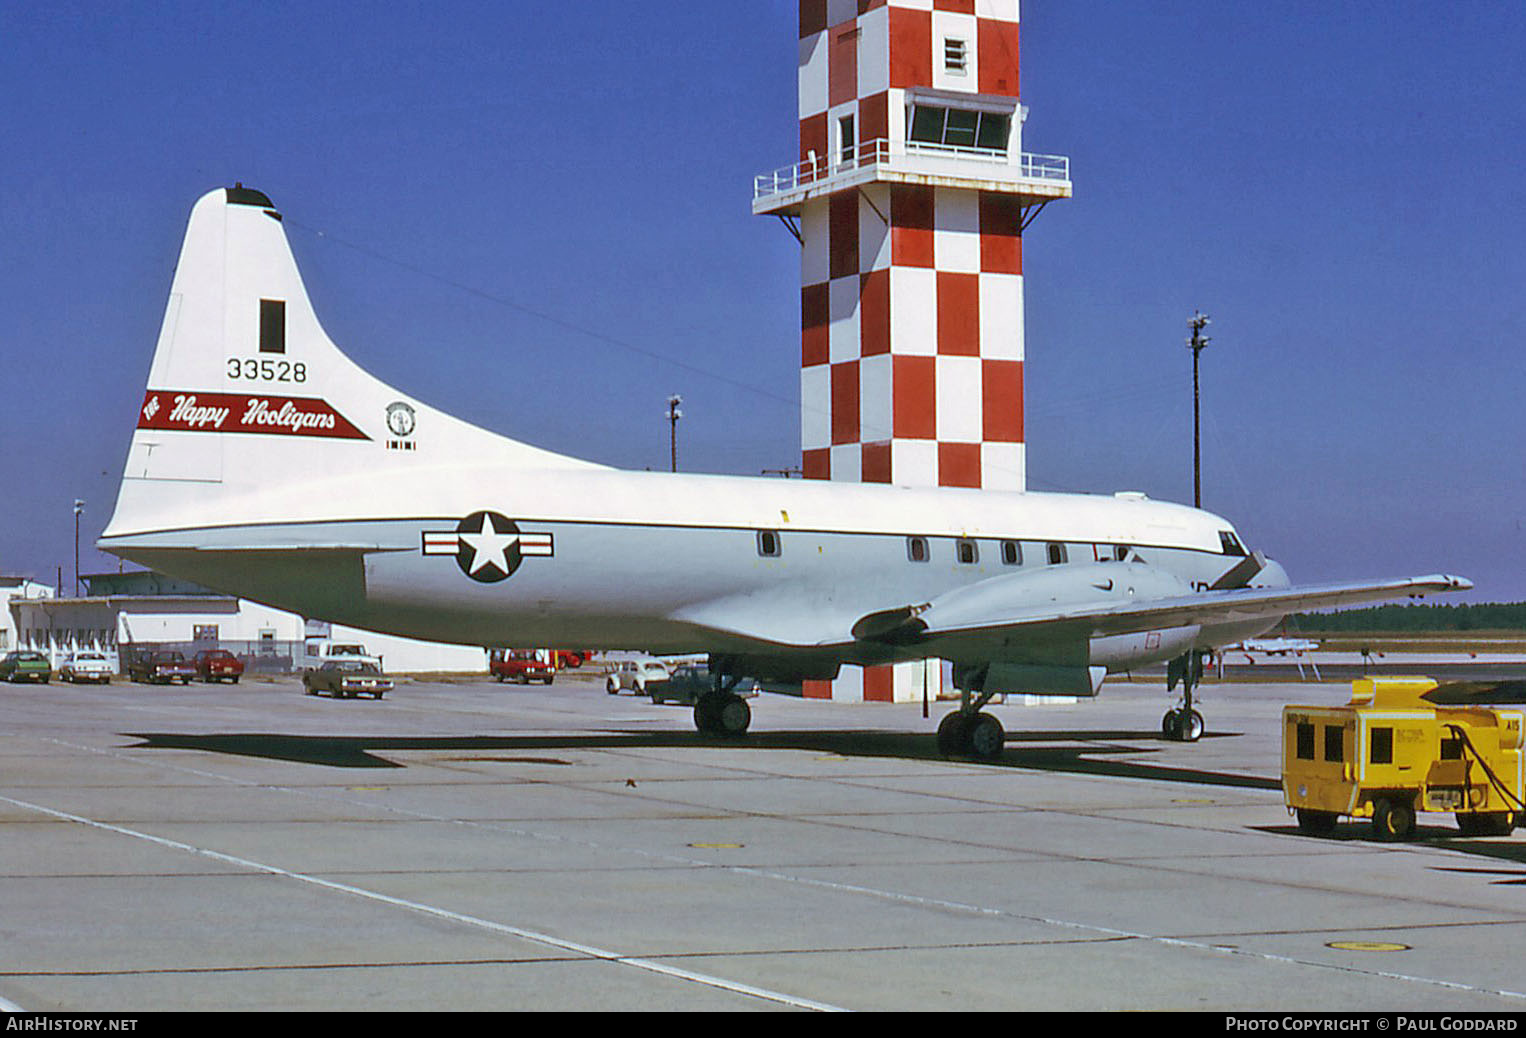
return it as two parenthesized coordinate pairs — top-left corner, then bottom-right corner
(73, 499), (85, 597)
(666, 395), (683, 473)
(1186, 312), (1211, 509)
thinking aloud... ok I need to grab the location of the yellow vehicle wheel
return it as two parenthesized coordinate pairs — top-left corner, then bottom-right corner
(1371, 798), (1416, 842)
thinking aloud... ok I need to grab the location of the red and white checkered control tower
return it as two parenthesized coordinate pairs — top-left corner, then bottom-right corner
(753, 0), (1071, 702)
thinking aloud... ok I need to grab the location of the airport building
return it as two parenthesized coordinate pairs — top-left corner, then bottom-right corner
(7, 570), (488, 675)
(752, 0), (1071, 701)
(0, 576), (55, 654)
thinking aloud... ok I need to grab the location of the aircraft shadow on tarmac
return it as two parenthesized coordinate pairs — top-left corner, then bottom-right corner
(120, 726), (1279, 792)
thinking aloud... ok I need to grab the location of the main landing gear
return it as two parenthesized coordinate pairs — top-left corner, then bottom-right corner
(1163, 650), (1208, 743)
(937, 683), (1007, 761)
(694, 674), (751, 738)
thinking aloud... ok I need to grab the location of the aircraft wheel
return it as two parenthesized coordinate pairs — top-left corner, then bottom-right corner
(1297, 809), (1338, 836)
(1372, 798), (1416, 842)
(936, 712), (971, 758)
(1180, 710), (1204, 742)
(968, 712), (1005, 760)
(1162, 710), (1179, 738)
(695, 693), (749, 737)
(715, 693), (751, 737)
(1163, 709), (1204, 742)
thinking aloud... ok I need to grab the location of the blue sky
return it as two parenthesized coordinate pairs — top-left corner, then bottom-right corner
(2, 1), (1523, 602)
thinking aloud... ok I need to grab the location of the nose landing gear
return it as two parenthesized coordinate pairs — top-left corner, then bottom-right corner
(1164, 650), (1208, 742)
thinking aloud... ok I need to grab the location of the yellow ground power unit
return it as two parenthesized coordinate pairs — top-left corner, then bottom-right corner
(1282, 678), (1525, 840)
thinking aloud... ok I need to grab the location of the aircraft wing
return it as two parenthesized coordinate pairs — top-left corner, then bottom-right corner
(851, 574), (1473, 649)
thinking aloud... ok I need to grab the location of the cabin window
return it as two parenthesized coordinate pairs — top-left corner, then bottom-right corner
(1046, 543), (1067, 566)
(1295, 722), (1315, 761)
(756, 530), (781, 558)
(1370, 727), (1394, 765)
(1219, 531), (1247, 557)
(956, 539), (978, 565)
(259, 299), (286, 354)
(1324, 725), (1344, 763)
(1000, 540), (1022, 566)
(907, 536), (930, 563)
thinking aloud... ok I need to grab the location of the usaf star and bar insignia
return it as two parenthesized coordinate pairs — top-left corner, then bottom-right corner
(422, 510), (553, 583)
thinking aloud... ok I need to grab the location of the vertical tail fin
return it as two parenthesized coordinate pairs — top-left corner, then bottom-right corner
(104, 186), (598, 546)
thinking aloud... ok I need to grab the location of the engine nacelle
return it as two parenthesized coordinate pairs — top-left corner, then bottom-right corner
(1089, 625), (1201, 670)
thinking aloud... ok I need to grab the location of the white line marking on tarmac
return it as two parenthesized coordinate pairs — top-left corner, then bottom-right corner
(0, 793), (846, 1013)
(24, 736), (1526, 1005)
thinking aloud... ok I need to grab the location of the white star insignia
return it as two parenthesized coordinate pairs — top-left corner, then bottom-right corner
(458, 514), (519, 576)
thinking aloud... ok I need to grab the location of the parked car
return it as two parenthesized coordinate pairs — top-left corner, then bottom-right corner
(126, 650), (196, 684)
(58, 652), (113, 684)
(0, 651), (52, 684)
(193, 649), (245, 683)
(554, 650), (593, 669)
(606, 657), (671, 696)
(303, 659), (392, 699)
(652, 664), (762, 705)
(490, 649), (555, 684)
(301, 640), (384, 671)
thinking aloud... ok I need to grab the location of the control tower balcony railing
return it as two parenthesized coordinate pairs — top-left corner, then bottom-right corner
(752, 138), (1071, 217)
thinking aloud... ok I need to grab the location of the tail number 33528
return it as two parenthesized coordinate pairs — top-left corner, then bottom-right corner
(228, 358), (307, 383)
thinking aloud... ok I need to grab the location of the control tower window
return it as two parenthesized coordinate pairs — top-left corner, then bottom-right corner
(908, 105), (1011, 154)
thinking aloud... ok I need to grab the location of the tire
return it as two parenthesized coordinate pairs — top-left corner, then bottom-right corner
(968, 712), (1005, 760)
(715, 694), (751, 737)
(1372, 798), (1416, 842)
(936, 712), (971, 758)
(607, 678), (619, 695)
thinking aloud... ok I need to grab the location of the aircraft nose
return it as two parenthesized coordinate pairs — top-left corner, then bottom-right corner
(1254, 557), (1291, 589)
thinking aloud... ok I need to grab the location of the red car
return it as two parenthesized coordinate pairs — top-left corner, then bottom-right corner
(127, 650), (196, 685)
(490, 649), (555, 685)
(194, 649), (245, 683)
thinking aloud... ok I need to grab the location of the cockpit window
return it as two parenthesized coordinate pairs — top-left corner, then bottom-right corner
(1219, 531), (1247, 557)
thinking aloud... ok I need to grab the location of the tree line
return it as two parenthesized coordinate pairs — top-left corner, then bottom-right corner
(1292, 602), (1526, 632)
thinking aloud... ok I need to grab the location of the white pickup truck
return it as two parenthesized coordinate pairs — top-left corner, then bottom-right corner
(302, 640), (384, 671)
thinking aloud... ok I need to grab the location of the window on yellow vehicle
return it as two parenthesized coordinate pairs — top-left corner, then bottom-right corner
(1295, 722), (1315, 760)
(1371, 727), (1394, 765)
(1324, 725), (1344, 763)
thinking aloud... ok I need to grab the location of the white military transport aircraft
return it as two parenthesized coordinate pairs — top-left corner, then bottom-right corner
(100, 187), (1470, 757)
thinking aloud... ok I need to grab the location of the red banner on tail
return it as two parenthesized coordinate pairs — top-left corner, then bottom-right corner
(138, 391), (370, 440)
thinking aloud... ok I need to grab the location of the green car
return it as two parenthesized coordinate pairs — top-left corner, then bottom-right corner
(0, 651), (52, 683)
